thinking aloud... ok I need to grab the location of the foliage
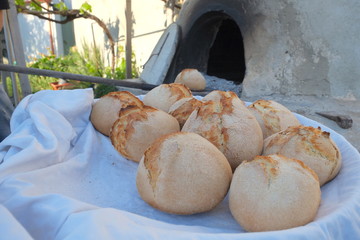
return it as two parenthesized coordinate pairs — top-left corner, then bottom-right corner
(27, 43), (138, 94)
(15, 0), (116, 71)
(79, 2), (92, 14)
(93, 84), (118, 98)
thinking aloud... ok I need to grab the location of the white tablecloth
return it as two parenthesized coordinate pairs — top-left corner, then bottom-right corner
(0, 89), (359, 240)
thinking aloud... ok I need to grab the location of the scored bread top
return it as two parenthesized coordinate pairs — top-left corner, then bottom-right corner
(90, 91), (144, 136)
(246, 154), (319, 185)
(248, 99), (300, 139)
(110, 105), (153, 160)
(263, 125), (341, 185)
(143, 83), (193, 112)
(168, 97), (203, 128)
(110, 105), (180, 162)
(136, 131), (232, 215)
(182, 90), (263, 170)
(229, 153), (321, 232)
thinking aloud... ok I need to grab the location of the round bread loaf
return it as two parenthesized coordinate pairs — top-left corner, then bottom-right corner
(263, 125), (342, 186)
(168, 97), (203, 128)
(136, 132), (232, 215)
(202, 90), (246, 105)
(174, 68), (206, 91)
(229, 154), (321, 232)
(143, 83), (192, 112)
(248, 99), (301, 139)
(182, 90), (263, 170)
(110, 105), (180, 162)
(90, 91), (143, 136)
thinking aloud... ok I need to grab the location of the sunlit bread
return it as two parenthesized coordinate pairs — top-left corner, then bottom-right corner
(248, 99), (301, 139)
(168, 97), (203, 128)
(174, 68), (206, 91)
(90, 91), (144, 136)
(136, 132), (232, 215)
(182, 90), (263, 170)
(110, 105), (180, 162)
(229, 154), (321, 232)
(263, 125), (342, 186)
(143, 83), (192, 112)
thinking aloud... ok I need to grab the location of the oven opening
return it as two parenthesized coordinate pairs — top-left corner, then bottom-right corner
(207, 19), (246, 84)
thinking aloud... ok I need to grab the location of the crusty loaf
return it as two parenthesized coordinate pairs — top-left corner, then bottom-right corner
(168, 97), (203, 128)
(143, 83), (192, 112)
(136, 132), (232, 215)
(174, 69), (206, 91)
(182, 90), (263, 170)
(229, 154), (321, 232)
(110, 105), (180, 162)
(263, 125), (342, 186)
(248, 99), (301, 139)
(90, 91), (143, 136)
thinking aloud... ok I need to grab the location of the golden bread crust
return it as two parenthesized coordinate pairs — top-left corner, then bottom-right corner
(110, 105), (180, 162)
(136, 132), (232, 215)
(263, 125), (341, 185)
(248, 99), (300, 139)
(90, 91), (143, 136)
(229, 154), (321, 232)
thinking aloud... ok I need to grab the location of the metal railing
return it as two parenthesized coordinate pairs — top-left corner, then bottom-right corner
(0, 63), (157, 103)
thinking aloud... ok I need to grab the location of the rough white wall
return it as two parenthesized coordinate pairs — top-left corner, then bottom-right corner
(72, 0), (167, 74)
(18, 9), (60, 61)
(240, 0), (360, 99)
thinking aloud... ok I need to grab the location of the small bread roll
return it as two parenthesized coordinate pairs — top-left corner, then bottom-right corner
(168, 97), (203, 128)
(174, 69), (206, 91)
(143, 83), (192, 112)
(263, 126), (342, 186)
(136, 132), (232, 215)
(90, 91), (143, 136)
(248, 99), (301, 139)
(110, 105), (180, 162)
(229, 154), (321, 232)
(182, 91), (263, 170)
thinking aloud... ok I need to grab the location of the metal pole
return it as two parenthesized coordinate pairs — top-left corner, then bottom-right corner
(0, 63), (157, 90)
(3, 11), (19, 105)
(6, 0), (32, 97)
(125, 0), (132, 79)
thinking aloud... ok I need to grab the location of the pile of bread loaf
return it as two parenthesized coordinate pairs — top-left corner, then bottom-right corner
(90, 69), (342, 232)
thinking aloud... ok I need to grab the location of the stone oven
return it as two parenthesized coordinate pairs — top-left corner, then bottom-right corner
(147, 0), (360, 100)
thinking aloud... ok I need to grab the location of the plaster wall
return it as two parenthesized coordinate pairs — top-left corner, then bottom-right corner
(174, 0), (360, 99)
(17, 0), (72, 61)
(235, 0), (360, 99)
(18, 9), (60, 61)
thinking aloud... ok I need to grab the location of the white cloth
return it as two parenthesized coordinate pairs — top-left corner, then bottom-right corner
(0, 89), (359, 240)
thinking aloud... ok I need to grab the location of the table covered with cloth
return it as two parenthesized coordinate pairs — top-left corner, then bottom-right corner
(0, 88), (360, 240)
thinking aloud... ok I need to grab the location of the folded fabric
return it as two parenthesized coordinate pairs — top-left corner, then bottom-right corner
(0, 89), (359, 240)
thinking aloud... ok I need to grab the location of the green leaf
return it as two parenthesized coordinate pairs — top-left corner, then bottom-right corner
(80, 2), (92, 14)
(29, 2), (42, 11)
(15, 0), (25, 6)
(54, 2), (68, 11)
